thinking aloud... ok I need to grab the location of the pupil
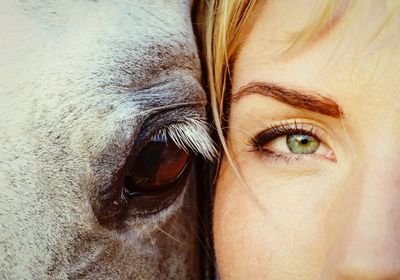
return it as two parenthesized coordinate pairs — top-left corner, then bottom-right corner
(300, 138), (309, 145)
(137, 141), (165, 184)
(124, 135), (189, 193)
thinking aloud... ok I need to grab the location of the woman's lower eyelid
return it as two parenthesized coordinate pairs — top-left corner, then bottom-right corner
(260, 148), (304, 163)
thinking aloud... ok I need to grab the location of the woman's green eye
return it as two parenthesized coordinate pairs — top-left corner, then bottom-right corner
(286, 134), (320, 154)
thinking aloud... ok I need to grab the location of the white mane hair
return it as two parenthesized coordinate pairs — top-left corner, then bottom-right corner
(0, 1), (215, 279)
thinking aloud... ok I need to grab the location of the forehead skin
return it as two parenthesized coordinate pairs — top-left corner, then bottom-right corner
(233, 0), (400, 125)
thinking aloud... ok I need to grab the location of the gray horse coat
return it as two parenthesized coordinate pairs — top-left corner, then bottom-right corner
(0, 1), (215, 279)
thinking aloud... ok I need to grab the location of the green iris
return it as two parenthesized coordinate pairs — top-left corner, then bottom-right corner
(286, 134), (320, 154)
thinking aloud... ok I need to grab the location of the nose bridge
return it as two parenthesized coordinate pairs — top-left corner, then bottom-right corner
(323, 132), (400, 279)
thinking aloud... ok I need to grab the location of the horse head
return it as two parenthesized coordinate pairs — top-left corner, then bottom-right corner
(0, 1), (215, 278)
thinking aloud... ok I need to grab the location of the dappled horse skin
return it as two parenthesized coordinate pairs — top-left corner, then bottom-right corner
(0, 1), (215, 279)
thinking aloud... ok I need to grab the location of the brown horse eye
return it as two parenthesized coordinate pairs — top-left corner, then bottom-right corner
(123, 134), (190, 196)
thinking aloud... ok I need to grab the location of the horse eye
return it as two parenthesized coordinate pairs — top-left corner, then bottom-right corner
(123, 134), (190, 197)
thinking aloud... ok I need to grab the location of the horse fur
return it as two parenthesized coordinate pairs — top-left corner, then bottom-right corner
(0, 1), (215, 279)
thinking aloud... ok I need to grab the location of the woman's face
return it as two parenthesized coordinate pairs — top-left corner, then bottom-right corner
(214, 1), (400, 279)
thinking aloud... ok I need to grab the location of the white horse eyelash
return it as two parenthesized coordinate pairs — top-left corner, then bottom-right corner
(152, 118), (217, 161)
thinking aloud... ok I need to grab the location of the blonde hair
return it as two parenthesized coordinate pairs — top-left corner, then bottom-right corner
(202, 0), (258, 181)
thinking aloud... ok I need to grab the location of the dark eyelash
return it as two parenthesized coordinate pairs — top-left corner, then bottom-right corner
(247, 120), (318, 152)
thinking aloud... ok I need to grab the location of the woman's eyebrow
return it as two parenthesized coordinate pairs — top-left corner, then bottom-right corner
(232, 82), (343, 118)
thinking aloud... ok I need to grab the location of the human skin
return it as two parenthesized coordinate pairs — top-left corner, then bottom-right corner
(214, 1), (400, 279)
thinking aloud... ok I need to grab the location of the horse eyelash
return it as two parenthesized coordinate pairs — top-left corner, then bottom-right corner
(156, 118), (217, 161)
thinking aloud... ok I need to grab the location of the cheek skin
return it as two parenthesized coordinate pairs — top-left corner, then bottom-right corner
(214, 159), (268, 279)
(213, 154), (342, 279)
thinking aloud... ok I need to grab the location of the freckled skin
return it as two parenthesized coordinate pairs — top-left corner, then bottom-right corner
(0, 1), (212, 279)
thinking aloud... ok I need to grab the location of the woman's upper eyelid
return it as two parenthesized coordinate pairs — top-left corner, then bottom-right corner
(255, 121), (327, 141)
(256, 124), (317, 142)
